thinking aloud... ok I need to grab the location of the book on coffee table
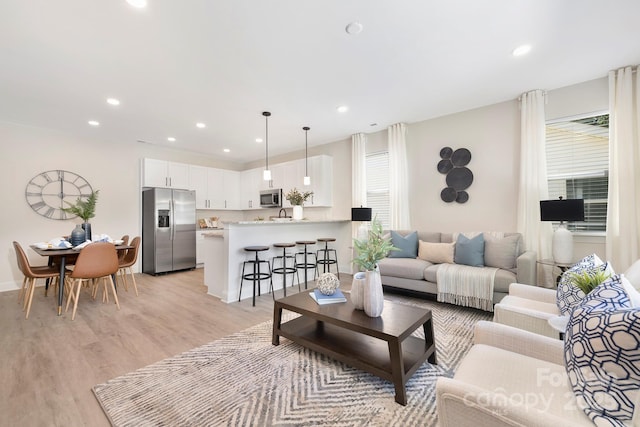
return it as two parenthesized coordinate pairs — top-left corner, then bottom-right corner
(309, 289), (347, 305)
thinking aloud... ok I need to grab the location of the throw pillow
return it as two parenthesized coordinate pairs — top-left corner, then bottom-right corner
(564, 275), (639, 426)
(621, 275), (640, 307)
(484, 234), (520, 270)
(623, 259), (640, 291)
(388, 231), (418, 258)
(418, 241), (454, 264)
(556, 253), (607, 316)
(454, 233), (484, 267)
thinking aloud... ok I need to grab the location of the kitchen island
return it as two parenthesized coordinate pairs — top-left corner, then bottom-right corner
(203, 220), (352, 303)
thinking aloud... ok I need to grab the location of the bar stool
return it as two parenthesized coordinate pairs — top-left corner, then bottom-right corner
(239, 246), (272, 306)
(295, 240), (317, 290)
(271, 243), (299, 297)
(316, 237), (340, 279)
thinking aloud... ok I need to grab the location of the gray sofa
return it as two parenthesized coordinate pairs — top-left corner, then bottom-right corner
(378, 231), (537, 305)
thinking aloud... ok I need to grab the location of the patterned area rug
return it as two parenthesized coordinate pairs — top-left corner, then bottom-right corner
(93, 299), (491, 426)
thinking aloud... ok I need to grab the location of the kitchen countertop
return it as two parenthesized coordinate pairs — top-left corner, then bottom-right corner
(225, 219), (349, 225)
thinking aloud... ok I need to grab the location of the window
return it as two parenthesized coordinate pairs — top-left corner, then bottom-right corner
(546, 114), (609, 232)
(366, 151), (390, 228)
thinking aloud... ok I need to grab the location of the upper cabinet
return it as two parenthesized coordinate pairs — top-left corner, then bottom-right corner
(142, 158), (190, 189)
(189, 166), (240, 210)
(240, 168), (262, 209)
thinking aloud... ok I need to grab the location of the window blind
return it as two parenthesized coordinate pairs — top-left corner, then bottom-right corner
(366, 151), (390, 229)
(546, 115), (609, 232)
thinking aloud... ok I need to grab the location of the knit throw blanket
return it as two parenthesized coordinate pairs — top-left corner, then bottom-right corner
(437, 263), (498, 312)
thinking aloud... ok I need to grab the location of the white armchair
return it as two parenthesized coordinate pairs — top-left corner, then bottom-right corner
(436, 321), (592, 426)
(493, 283), (560, 338)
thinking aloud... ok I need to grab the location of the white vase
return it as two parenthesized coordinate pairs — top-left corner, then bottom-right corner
(292, 205), (303, 220)
(363, 267), (384, 317)
(351, 272), (366, 310)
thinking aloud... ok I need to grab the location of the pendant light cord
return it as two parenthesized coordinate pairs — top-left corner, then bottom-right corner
(263, 111), (271, 172)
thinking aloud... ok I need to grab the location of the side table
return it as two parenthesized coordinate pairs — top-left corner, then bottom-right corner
(537, 258), (573, 286)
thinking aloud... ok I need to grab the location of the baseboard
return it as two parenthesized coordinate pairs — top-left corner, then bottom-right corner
(0, 280), (20, 293)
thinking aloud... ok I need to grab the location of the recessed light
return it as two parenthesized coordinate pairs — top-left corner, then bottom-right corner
(255, 138), (263, 143)
(196, 122), (206, 129)
(512, 44), (531, 57)
(337, 105), (349, 113)
(223, 148), (230, 153)
(126, 0), (147, 8)
(167, 137), (176, 142)
(345, 22), (363, 35)
(106, 98), (120, 106)
(88, 120), (100, 126)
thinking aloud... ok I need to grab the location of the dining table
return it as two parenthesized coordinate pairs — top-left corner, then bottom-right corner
(30, 243), (133, 315)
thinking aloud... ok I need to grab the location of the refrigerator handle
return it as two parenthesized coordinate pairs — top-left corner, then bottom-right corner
(171, 198), (175, 241)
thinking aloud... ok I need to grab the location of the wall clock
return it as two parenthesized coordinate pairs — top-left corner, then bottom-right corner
(25, 170), (93, 220)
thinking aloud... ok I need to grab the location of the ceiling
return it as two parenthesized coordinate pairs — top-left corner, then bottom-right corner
(2, 1), (640, 164)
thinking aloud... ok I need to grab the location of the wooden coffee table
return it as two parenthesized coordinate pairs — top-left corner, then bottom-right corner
(272, 291), (437, 405)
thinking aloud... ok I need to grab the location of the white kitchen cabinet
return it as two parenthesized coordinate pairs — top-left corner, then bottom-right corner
(142, 158), (190, 189)
(190, 166), (240, 210)
(196, 230), (207, 265)
(305, 155), (333, 206)
(240, 168), (262, 209)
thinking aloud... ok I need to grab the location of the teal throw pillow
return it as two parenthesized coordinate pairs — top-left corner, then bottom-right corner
(454, 233), (485, 267)
(388, 231), (418, 258)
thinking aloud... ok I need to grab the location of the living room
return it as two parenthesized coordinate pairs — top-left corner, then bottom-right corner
(2, 1), (640, 426)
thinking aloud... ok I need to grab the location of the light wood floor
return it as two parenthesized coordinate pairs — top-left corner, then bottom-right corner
(0, 268), (342, 427)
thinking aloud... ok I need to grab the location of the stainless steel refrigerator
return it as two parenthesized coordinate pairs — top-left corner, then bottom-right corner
(142, 188), (196, 274)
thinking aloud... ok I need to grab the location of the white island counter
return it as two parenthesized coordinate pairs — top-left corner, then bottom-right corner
(203, 220), (352, 303)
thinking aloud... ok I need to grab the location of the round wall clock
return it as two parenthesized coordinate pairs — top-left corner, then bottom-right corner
(25, 170), (93, 220)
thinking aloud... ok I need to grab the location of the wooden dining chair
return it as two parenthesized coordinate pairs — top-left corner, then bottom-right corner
(65, 242), (120, 320)
(117, 235), (130, 263)
(13, 241), (59, 319)
(117, 236), (140, 296)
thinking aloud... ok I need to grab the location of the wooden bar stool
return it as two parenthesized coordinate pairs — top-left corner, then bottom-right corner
(316, 237), (340, 278)
(294, 240), (317, 290)
(239, 246), (272, 306)
(271, 243), (299, 297)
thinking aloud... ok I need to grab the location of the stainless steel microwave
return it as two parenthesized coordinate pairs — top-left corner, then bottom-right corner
(260, 189), (282, 208)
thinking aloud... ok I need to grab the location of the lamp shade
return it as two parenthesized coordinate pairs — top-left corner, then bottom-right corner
(540, 199), (585, 222)
(351, 207), (372, 222)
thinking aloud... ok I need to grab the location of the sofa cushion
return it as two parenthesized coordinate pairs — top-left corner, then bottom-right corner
(564, 276), (638, 426)
(378, 257), (431, 281)
(623, 259), (640, 290)
(418, 241), (454, 264)
(493, 269), (517, 294)
(454, 233), (485, 267)
(388, 230), (418, 258)
(484, 234), (520, 271)
(556, 253), (605, 316)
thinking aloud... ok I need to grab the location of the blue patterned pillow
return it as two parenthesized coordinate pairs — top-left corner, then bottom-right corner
(564, 275), (639, 426)
(556, 254), (609, 315)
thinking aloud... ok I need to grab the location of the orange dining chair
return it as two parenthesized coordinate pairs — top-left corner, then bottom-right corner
(13, 241), (60, 319)
(117, 236), (140, 296)
(117, 235), (130, 263)
(65, 242), (120, 320)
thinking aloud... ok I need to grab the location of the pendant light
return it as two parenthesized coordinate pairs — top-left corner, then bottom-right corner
(262, 111), (271, 181)
(303, 126), (311, 186)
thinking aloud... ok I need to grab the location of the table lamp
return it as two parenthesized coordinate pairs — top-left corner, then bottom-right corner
(351, 207), (372, 241)
(540, 197), (585, 264)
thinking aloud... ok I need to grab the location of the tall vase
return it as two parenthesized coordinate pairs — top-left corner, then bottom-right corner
(363, 266), (384, 317)
(82, 222), (92, 242)
(351, 272), (366, 310)
(70, 224), (86, 247)
(292, 205), (303, 220)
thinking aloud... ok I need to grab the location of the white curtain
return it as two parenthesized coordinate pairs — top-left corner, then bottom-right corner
(352, 133), (367, 240)
(606, 66), (640, 271)
(517, 90), (553, 269)
(388, 123), (410, 229)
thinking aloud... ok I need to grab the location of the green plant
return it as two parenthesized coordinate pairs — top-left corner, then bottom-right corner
(352, 217), (398, 271)
(63, 190), (99, 222)
(285, 188), (313, 206)
(569, 268), (610, 295)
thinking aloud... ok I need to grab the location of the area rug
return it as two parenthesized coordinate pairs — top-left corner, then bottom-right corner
(93, 299), (491, 426)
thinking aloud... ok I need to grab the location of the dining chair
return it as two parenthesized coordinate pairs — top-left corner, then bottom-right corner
(65, 242), (120, 320)
(13, 241), (59, 319)
(117, 236), (140, 296)
(117, 235), (130, 263)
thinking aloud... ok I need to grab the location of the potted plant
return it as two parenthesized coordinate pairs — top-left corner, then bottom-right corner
(569, 268), (610, 295)
(285, 188), (313, 220)
(352, 217), (397, 317)
(63, 190), (99, 241)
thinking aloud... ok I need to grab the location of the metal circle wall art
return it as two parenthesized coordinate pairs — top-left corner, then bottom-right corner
(438, 147), (473, 203)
